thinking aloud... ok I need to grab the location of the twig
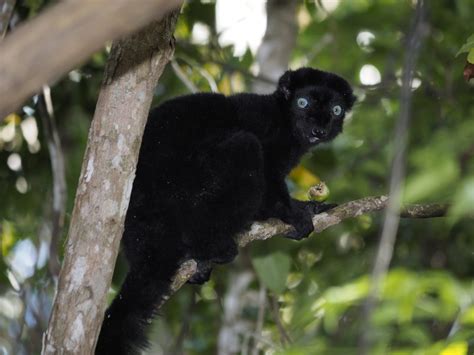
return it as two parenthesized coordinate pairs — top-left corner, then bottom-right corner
(37, 86), (67, 278)
(359, 1), (428, 353)
(251, 284), (267, 355)
(171, 290), (197, 354)
(238, 329), (281, 351)
(173, 55), (220, 92)
(270, 294), (292, 346)
(300, 33), (334, 66)
(171, 59), (199, 93)
(161, 196), (450, 308)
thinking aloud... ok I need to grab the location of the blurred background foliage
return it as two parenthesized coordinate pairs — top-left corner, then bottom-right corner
(0, 0), (473, 354)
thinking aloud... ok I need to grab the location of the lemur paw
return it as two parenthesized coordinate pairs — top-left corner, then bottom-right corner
(188, 260), (213, 285)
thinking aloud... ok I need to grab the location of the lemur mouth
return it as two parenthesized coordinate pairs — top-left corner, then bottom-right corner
(310, 128), (327, 143)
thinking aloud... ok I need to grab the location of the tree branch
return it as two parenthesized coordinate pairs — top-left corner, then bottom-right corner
(41, 10), (180, 354)
(161, 196), (449, 309)
(0, 0), (182, 117)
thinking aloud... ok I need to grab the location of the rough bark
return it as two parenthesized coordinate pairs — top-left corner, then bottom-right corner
(41, 10), (180, 355)
(0, 0), (182, 118)
(163, 196), (450, 309)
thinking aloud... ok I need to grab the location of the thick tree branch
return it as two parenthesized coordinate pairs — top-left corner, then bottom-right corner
(41, 11), (180, 355)
(0, 0), (182, 117)
(162, 196), (449, 308)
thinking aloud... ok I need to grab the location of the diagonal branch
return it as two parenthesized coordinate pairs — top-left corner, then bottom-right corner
(0, 0), (182, 117)
(161, 196), (450, 309)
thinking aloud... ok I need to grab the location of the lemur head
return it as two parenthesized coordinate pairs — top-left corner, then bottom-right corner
(276, 67), (356, 146)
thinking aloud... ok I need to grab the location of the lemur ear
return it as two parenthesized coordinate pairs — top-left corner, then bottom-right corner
(277, 70), (293, 100)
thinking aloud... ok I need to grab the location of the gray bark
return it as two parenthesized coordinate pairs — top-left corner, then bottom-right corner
(252, 0), (298, 94)
(0, 0), (182, 117)
(41, 10), (180, 355)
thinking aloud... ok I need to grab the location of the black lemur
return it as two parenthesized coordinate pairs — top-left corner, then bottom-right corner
(96, 67), (356, 354)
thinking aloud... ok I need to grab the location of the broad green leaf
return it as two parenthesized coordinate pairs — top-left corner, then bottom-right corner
(468, 48), (474, 64)
(404, 157), (458, 203)
(456, 34), (474, 56)
(251, 251), (291, 293)
(449, 177), (474, 223)
(460, 306), (474, 326)
(440, 341), (468, 355)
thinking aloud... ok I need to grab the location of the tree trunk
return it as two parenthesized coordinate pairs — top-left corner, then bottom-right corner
(252, 0), (298, 94)
(41, 10), (180, 355)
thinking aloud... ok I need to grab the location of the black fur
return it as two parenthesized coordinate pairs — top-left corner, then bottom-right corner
(95, 67), (356, 354)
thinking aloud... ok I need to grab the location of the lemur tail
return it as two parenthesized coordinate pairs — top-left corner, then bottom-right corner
(95, 262), (177, 355)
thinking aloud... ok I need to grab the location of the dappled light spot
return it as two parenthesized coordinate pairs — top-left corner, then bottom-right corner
(0, 121), (15, 142)
(320, 0), (340, 13)
(0, 293), (23, 319)
(20, 116), (38, 146)
(216, 0), (266, 56)
(7, 153), (21, 172)
(356, 30), (375, 52)
(359, 64), (381, 85)
(8, 239), (37, 282)
(396, 76), (422, 90)
(15, 176), (28, 194)
(191, 22), (211, 45)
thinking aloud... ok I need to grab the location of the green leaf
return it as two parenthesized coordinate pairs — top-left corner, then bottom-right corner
(404, 157), (458, 203)
(456, 34), (474, 56)
(468, 48), (474, 64)
(251, 251), (291, 293)
(448, 177), (474, 224)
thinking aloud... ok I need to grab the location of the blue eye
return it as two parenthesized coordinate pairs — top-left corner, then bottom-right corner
(297, 98), (308, 108)
(332, 105), (343, 116)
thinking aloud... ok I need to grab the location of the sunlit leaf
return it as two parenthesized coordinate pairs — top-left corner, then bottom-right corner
(440, 341), (468, 355)
(448, 177), (474, 223)
(467, 48), (474, 64)
(289, 165), (320, 188)
(456, 34), (474, 56)
(1, 221), (16, 256)
(460, 306), (474, 326)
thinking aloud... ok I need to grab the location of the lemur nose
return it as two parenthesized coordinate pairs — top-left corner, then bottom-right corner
(312, 128), (327, 137)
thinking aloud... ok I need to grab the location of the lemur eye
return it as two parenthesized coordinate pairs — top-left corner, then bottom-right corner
(332, 105), (343, 116)
(297, 98), (308, 108)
